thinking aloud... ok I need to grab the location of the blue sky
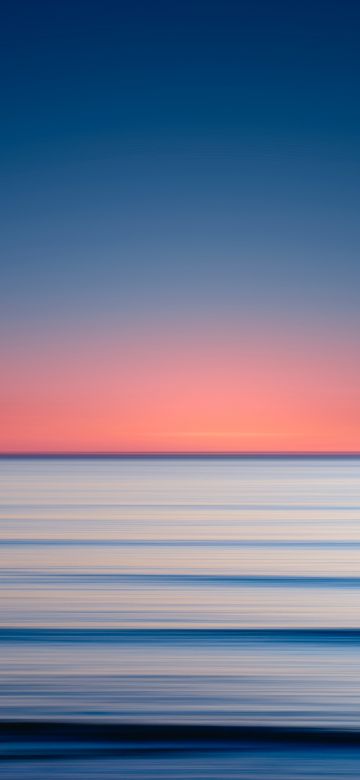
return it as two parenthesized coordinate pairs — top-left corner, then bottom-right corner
(1, 1), (359, 451)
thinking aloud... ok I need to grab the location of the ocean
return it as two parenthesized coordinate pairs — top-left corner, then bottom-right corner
(1, 455), (360, 778)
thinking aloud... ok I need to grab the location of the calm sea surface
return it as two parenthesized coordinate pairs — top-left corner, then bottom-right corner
(1, 456), (360, 778)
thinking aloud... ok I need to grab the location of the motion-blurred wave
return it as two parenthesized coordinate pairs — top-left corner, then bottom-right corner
(1, 456), (360, 778)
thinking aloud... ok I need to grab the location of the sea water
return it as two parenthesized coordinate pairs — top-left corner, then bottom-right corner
(1, 456), (360, 778)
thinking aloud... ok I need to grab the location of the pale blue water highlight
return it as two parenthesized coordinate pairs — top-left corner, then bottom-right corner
(1, 456), (360, 777)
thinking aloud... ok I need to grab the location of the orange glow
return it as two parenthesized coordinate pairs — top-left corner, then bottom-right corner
(1, 325), (359, 453)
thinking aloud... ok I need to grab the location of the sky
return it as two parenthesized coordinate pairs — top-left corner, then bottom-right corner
(1, 0), (359, 453)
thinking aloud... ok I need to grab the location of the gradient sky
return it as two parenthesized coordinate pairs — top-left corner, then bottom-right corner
(1, 0), (360, 452)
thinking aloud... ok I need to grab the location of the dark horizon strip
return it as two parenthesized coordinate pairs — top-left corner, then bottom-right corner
(2, 628), (360, 644)
(1, 452), (360, 460)
(2, 721), (360, 754)
(3, 573), (360, 588)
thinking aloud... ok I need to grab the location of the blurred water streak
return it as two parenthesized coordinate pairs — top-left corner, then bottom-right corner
(1, 456), (360, 777)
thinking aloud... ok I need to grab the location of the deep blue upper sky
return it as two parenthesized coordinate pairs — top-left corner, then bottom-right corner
(1, 0), (360, 342)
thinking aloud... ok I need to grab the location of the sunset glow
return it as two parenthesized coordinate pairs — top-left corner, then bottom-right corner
(1, 1), (359, 455)
(1, 324), (359, 453)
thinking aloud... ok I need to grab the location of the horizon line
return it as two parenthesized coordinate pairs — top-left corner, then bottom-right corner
(1, 451), (360, 459)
